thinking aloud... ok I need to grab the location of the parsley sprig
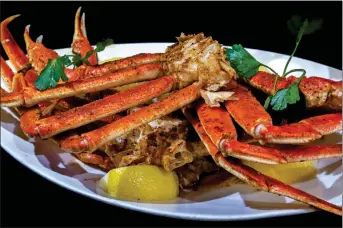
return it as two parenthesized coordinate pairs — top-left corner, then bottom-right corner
(34, 39), (114, 91)
(226, 44), (279, 78)
(226, 16), (323, 111)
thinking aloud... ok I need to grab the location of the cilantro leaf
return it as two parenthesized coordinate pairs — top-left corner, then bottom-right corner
(61, 55), (72, 66)
(287, 15), (303, 35)
(270, 88), (289, 111)
(72, 38), (114, 66)
(71, 53), (84, 67)
(34, 56), (70, 91)
(304, 18), (323, 35)
(34, 38), (114, 91)
(282, 16), (323, 76)
(270, 83), (300, 111)
(226, 44), (262, 78)
(269, 73), (305, 111)
(296, 18), (309, 43)
(94, 38), (114, 52)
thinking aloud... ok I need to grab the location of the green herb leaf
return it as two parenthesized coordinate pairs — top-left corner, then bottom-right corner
(34, 56), (70, 91)
(304, 18), (323, 35)
(270, 84), (300, 111)
(269, 73), (305, 111)
(94, 38), (114, 52)
(71, 53), (84, 67)
(282, 16), (323, 77)
(226, 44), (262, 78)
(71, 38), (114, 66)
(296, 19), (309, 43)
(34, 38), (114, 91)
(287, 15), (323, 37)
(287, 15), (303, 35)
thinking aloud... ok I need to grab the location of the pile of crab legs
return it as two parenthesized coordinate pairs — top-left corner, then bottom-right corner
(0, 7), (342, 216)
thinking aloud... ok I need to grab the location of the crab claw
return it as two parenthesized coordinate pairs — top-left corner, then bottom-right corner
(0, 56), (15, 90)
(72, 7), (98, 65)
(23, 25), (60, 73)
(1, 15), (29, 71)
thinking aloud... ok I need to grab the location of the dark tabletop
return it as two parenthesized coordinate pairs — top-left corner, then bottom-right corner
(1, 1), (342, 227)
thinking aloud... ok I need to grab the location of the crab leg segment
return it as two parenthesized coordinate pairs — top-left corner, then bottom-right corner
(196, 101), (342, 164)
(224, 86), (342, 144)
(195, 103), (237, 145)
(217, 156), (342, 216)
(0, 63), (162, 107)
(23, 25), (60, 74)
(74, 153), (114, 170)
(66, 53), (164, 81)
(246, 71), (342, 112)
(0, 15), (29, 70)
(182, 106), (342, 216)
(72, 7), (97, 66)
(223, 86), (272, 136)
(257, 114), (342, 144)
(221, 141), (342, 164)
(0, 56), (15, 90)
(24, 75), (176, 138)
(0, 59), (29, 115)
(61, 82), (201, 153)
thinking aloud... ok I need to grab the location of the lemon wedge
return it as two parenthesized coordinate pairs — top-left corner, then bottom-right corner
(99, 57), (122, 64)
(242, 160), (317, 184)
(258, 65), (270, 73)
(98, 165), (179, 202)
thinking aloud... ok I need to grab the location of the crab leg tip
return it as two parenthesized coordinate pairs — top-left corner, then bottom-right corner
(73, 6), (84, 41)
(1, 14), (29, 70)
(1, 14), (21, 25)
(25, 24), (30, 31)
(23, 24), (35, 47)
(81, 13), (87, 38)
(36, 35), (43, 43)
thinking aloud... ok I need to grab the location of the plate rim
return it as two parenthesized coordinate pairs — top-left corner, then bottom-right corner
(1, 42), (341, 221)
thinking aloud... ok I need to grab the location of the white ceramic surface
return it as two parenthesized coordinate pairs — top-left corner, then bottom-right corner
(1, 43), (342, 221)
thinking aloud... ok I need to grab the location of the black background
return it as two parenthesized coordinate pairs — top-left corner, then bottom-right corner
(1, 1), (342, 227)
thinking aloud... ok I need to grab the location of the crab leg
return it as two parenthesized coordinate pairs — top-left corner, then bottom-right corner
(4, 20), (163, 82)
(0, 15), (29, 71)
(66, 53), (164, 81)
(0, 56), (15, 90)
(196, 101), (341, 164)
(0, 63), (162, 107)
(74, 153), (114, 170)
(2, 25), (163, 118)
(60, 82), (201, 153)
(245, 71), (342, 112)
(0, 58), (29, 114)
(257, 114), (342, 144)
(1, 13), (163, 82)
(21, 75), (175, 138)
(224, 86), (342, 145)
(1, 17), (41, 89)
(221, 141), (342, 164)
(217, 156), (342, 216)
(22, 16), (163, 80)
(182, 105), (342, 216)
(72, 7), (97, 66)
(23, 25), (60, 74)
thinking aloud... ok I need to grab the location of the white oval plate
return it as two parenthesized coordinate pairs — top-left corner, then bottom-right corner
(1, 43), (342, 221)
